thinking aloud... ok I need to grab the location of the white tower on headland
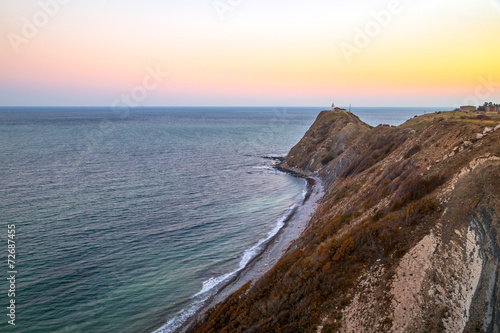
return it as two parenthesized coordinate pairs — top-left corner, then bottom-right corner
(331, 102), (335, 111)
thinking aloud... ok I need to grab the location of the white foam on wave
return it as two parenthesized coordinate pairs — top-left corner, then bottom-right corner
(262, 153), (287, 159)
(152, 298), (205, 333)
(192, 273), (233, 298)
(192, 177), (306, 298)
(152, 177), (309, 333)
(238, 179), (307, 270)
(251, 165), (274, 170)
(199, 178), (307, 295)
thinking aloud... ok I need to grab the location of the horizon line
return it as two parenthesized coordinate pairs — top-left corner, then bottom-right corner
(0, 105), (454, 109)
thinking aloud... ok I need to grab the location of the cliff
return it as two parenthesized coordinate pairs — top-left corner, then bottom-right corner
(189, 110), (500, 332)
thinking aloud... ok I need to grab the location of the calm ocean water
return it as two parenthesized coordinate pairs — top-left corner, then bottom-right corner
(0, 106), (446, 333)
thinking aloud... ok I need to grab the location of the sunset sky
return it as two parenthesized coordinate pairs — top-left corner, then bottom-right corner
(1, 0), (499, 107)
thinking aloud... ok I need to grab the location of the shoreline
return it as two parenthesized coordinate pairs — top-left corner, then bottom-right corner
(184, 170), (323, 331)
(156, 164), (324, 333)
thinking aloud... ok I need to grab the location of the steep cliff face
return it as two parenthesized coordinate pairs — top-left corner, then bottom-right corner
(283, 110), (370, 178)
(189, 110), (500, 332)
(339, 155), (500, 333)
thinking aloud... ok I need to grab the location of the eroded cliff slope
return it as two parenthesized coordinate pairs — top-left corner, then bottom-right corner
(189, 110), (500, 332)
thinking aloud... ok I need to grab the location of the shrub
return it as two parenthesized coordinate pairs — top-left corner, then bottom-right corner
(321, 154), (334, 165)
(404, 144), (421, 159)
(341, 130), (407, 178)
(476, 114), (491, 120)
(391, 174), (445, 210)
(341, 296), (351, 306)
(403, 198), (438, 226)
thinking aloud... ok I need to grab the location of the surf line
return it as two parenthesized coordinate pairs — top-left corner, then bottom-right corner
(153, 160), (320, 333)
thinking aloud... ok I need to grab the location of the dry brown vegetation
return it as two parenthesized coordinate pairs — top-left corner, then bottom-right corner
(188, 110), (500, 333)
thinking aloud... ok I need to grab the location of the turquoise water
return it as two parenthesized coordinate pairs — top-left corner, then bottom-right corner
(0, 106), (445, 332)
(0, 107), (318, 333)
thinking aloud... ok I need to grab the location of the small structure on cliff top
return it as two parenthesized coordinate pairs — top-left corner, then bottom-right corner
(460, 105), (477, 112)
(331, 103), (347, 112)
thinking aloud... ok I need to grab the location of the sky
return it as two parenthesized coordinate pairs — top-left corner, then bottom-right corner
(1, 0), (500, 107)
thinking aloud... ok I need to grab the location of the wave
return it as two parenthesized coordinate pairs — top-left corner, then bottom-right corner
(152, 178), (309, 333)
(243, 153), (286, 160)
(250, 165), (283, 173)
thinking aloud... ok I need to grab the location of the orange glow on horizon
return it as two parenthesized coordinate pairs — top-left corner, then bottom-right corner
(1, 0), (499, 106)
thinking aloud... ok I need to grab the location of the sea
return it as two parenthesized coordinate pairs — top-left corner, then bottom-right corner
(0, 106), (446, 333)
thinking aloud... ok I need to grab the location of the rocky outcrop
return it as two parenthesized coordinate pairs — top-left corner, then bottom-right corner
(282, 111), (370, 177)
(189, 110), (500, 332)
